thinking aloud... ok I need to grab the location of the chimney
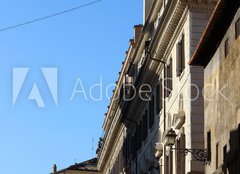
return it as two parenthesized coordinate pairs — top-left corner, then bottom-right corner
(53, 164), (57, 174)
(134, 25), (143, 44)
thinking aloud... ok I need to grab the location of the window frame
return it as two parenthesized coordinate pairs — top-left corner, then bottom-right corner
(235, 18), (240, 39)
(207, 131), (212, 162)
(224, 38), (229, 57)
(176, 34), (185, 77)
(165, 58), (173, 98)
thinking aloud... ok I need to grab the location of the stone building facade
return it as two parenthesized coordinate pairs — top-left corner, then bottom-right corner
(51, 0), (240, 174)
(190, 0), (240, 173)
(98, 0), (216, 174)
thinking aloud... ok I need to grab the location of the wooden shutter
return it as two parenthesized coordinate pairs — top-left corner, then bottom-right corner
(235, 18), (240, 39)
(149, 95), (155, 128)
(181, 34), (185, 72)
(225, 39), (229, 57)
(156, 84), (160, 113)
(142, 111), (148, 141)
(160, 79), (163, 110)
(207, 131), (212, 161)
(164, 66), (168, 98)
(169, 59), (173, 91)
(176, 43), (181, 76)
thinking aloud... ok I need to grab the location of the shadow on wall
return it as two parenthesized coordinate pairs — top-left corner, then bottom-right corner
(224, 124), (240, 174)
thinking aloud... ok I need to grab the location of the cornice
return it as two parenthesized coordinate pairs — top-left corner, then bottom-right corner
(154, 0), (185, 59)
(161, 4), (189, 62)
(97, 106), (123, 171)
(102, 39), (135, 131)
(187, 0), (217, 12)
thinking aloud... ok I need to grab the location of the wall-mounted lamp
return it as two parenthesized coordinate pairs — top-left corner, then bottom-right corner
(164, 129), (209, 164)
(163, 129), (177, 146)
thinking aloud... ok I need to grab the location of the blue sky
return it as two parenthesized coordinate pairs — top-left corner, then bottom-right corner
(0, 0), (142, 174)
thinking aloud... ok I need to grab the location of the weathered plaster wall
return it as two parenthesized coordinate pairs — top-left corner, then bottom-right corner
(204, 9), (240, 173)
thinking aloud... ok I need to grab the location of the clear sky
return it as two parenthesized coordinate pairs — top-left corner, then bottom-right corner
(0, 0), (142, 173)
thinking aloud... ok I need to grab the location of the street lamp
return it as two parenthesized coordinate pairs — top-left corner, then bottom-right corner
(163, 129), (209, 164)
(163, 129), (177, 146)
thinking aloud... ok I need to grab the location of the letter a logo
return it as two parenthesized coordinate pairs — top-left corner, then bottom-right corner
(13, 67), (58, 108)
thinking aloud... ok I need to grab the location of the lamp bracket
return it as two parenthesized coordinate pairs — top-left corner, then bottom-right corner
(171, 148), (209, 164)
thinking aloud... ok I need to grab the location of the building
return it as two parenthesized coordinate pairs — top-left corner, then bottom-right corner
(51, 158), (100, 174)
(190, 0), (240, 173)
(98, 0), (216, 174)
(52, 0), (235, 173)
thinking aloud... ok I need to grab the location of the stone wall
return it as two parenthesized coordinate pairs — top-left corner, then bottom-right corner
(204, 9), (240, 173)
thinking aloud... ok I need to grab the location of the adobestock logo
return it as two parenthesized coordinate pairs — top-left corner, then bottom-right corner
(13, 67), (58, 108)
(11, 67), (230, 109)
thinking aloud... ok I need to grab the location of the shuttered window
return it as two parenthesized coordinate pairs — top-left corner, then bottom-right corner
(164, 67), (167, 98)
(176, 135), (185, 174)
(131, 133), (136, 159)
(235, 18), (240, 39)
(156, 84), (160, 113)
(149, 95), (155, 129)
(160, 79), (163, 110)
(137, 123), (142, 151)
(142, 111), (148, 141)
(225, 38), (229, 57)
(169, 59), (173, 91)
(176, 34), (185, 76)
(207, 131), (212, 162)
(156, 79), (163, 114)
(216, 143), (219, 170)
(223, 145), (227, 174)
(165, 59), (173, 98)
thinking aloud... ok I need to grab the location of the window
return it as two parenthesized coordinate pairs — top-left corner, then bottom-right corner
(160, 79), (163, 110)
(223, 145), (227, 174)
(156, 80), (163, 113)
(156, 84), (160, 113)
(131, 133), (137, 159)
(176, 34), (185, 76)
(142, 111), (148, 141)
(123, 134), (131, 162)
(139, 121), (142, 143)
(176, 135), (185, 174)
(137, 123), (142, 151)
(165, 152), (173, 174)
(207, 131), (212, 162)
(169, 150), (173, 174)
(165, 59), (173, 98)
(216, 143), (219, 170)
(165, 156), (169, 174)
(149, 95), (155, 128)
(169, 59), (173, 91)
(235, 18), (240, 39)
(238, 124), (240, 149)
(224, 38), (229, 57)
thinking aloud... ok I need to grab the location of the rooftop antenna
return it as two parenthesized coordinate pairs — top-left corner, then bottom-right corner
(91, 138), (94, 158)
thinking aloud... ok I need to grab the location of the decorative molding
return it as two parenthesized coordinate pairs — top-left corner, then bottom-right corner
(172, 109), (185, 130)
(155, 142), (164, 158)
(185, 0), (217, 12)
